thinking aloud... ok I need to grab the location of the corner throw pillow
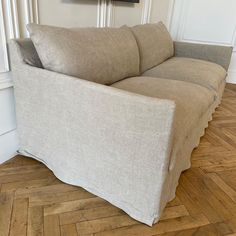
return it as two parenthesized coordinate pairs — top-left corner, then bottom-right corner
(16, 38), (43, 68)
(27, 24), (140, 85)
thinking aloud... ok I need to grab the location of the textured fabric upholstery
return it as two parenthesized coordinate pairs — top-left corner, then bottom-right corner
(174, 41), (233, 71)
(111, 76), (215, 152)
(12, 38), (42, 68)
(143, 57), (227, 92)
(9, 34), (226, 226)
(130, 22), (174, 73)
(10, 39), (176, 226)
(27, 23), (140, 85)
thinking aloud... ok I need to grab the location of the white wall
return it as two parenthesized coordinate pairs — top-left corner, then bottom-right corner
(170, 0), (236, 83)
(38, 0), (98, 27)
(150, 0), (174, 28)
(36, 0), (167, 28)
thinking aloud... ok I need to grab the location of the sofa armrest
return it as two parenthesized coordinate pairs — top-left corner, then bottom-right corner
(174, 41), (233, 71)
(9, 39), (176, 225)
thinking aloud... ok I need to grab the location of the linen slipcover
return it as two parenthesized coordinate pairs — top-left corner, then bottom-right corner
(143, 57), (227, 92)
(12, 38), (43, 68)
(111, 76), (215, 163)
(27, 23), (140, 85)
(174, 41), (233, 70)
(9, 26), (233, 226)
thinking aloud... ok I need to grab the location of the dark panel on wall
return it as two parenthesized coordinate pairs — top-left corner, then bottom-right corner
(113, 0), (139, 3)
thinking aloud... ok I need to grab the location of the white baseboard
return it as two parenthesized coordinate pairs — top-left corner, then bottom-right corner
(0, 129), (19, 164)
(226, 70), (236, 84)
(0, 72), (13, 90)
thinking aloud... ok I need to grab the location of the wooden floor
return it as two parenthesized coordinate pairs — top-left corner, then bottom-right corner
(1, 84), (236, 236)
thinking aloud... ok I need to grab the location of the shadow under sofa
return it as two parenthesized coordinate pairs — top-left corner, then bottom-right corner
(9, 22), (233, 226)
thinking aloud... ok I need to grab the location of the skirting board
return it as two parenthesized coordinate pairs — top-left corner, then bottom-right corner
(227, 70), (236, 84)
(0, 129), (19, 164)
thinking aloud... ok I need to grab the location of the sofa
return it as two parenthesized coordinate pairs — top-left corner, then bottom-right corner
(9, 22), (233, 226)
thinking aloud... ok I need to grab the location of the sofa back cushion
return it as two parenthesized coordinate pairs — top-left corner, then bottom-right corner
(131, 22), (174, 73)
(27, 24), (140, 85)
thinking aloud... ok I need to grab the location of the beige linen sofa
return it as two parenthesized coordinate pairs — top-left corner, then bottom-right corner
(9, 22), (233, 226)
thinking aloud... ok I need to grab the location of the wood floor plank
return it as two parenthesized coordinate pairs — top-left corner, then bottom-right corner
(0, 169), (52, 185)
(1, 84), (236, 235)
(160, 205), (189, 221)
(15, 183), (79, 199)
(44, 197), (108, 216)
(0, 156), (40, 170)
(93, 214), (209, 236)
(0, 192), (14, 236)
(179, 174), (223, 223)
(184, 168), (235, 220)
(191, 151), (236, 168)
(208, 173), (236, 203)
(29, 189), (95, 207)
(0, 164), (45, 177)
(165, 196), (181, 207)
(205, 127), (235, 150)
(218, 170), (236, 192)
(76, 215), (138, 235)
(226, 217), (236, 232)
(1, 176), (59, 193)
(213, 221), (235, 235)
(201, 161), (236, 173)
(176, 184), (202, 215)
(60, 224), (78, 236)
(9, 198), (28, 236)
(59, 205), (124, 225)
(153, 222), (233, 236)
(44, 215), (61, 236)
(27, 206), (44, 236)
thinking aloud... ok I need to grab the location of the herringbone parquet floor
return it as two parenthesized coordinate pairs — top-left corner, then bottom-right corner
(1, 84), (236, 236)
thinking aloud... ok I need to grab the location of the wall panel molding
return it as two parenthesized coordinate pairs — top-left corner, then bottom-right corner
(0, 0), (9, 72)
(97, 0), (106, 27)
(166, 0), (175, 30)
(172, 0), (236, 47)
(24, 0), (39, 35)
(141, 0), (152, 24)
(97, 0), (113, 27)
(34, 0), (39, 24)
(6, 0), (20, 38)
(25, 0), (39, 24)
(0, 0), (40, 79)
(106, 0), (113, 27)
(174, 0), (188, 41)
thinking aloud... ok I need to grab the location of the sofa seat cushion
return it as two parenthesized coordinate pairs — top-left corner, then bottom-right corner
(142, 57), (227, 92)
(111, 76), (215, 149)
(130, 22), (174, 73)
(27, 24), (140, 85)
